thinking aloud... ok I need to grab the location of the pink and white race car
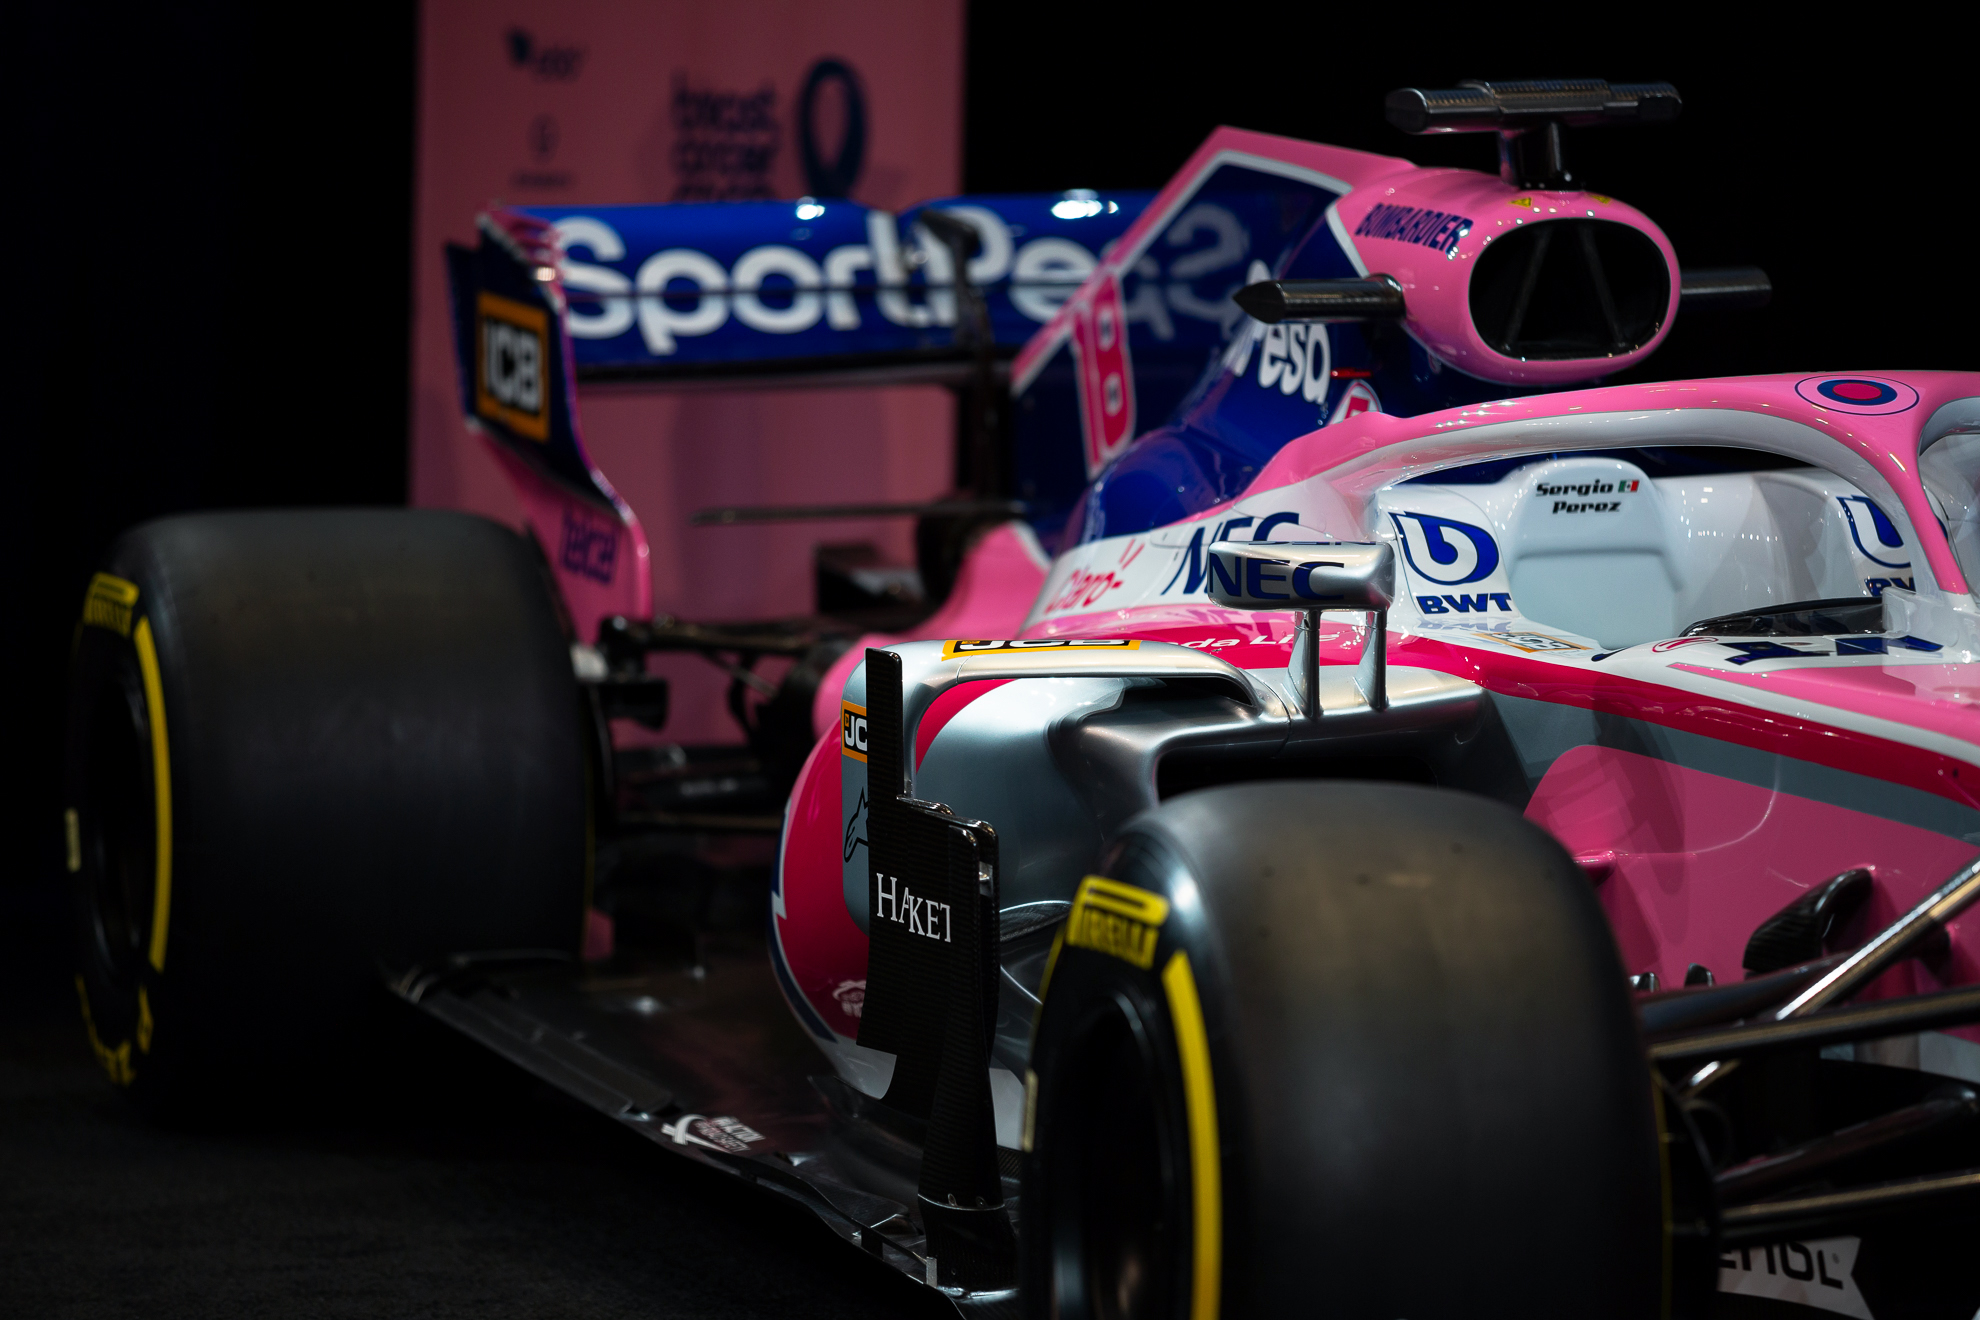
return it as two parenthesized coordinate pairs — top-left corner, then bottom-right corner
(67, 80), (1979, 1317)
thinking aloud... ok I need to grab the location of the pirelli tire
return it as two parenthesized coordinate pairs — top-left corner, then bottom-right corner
(63, 509), (590, 1112)
(1021, 781), (1671, 1320)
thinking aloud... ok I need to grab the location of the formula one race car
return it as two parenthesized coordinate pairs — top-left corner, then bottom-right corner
(66, 81), (1980, 1318)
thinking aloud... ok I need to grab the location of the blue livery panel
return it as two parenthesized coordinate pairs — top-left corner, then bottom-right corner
(1041, 159), (1518, 549)
(514, 194), (1153, 376)
(443, 164), (1601, 557)
(446, 218), (616, 510)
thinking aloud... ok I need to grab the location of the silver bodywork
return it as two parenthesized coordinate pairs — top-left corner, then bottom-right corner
(830, 638), (1483, 1096)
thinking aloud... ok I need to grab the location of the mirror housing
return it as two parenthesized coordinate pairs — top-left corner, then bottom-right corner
(1203, 540), (1392, 611)
(1232, 276), (1407, 324)
(1204, 541), (1392, 716)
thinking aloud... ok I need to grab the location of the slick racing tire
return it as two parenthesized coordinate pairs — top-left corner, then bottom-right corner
(1022, 782), (1667, 1320)
(64, 510), (589, 1113)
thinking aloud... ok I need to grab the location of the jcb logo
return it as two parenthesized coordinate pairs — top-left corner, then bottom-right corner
(476, 292), (550, 440)
(940, 638), (1138, 658)
(840, 701), (868, 762)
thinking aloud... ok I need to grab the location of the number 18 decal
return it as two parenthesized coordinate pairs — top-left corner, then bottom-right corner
(1071, 273), (1135, 477)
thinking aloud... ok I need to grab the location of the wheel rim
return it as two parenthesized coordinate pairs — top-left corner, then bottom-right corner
(81, 678), (153, 987)
(1051, 993), (1183, 1320)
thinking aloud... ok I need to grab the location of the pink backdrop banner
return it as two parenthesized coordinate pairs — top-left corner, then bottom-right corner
(411, 0), (964, 742)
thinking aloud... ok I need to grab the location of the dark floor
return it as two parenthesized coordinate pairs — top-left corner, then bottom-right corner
(11, 868), (1979, 1319)
(0, 903), (947, 1320)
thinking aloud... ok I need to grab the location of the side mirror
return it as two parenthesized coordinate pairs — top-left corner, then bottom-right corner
(1204, 541), (1393, 716)
(1232, 277), (1407, 323)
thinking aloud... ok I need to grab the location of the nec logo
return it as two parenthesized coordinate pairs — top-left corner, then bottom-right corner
(476, 292), (550, 441)
(840, 701), (868, 762)
(1160, 511), (1304, 596)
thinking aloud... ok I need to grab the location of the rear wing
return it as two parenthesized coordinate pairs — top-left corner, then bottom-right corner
(442, 193), (1153, 636)
(446, 212), (604, 506)
(450, 194), (1153, 388)
(444, 212), (652, 637)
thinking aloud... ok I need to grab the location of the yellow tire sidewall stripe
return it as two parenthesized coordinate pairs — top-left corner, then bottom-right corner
(75, 976), (134, 1087)
(133, 616), (173, 973)
(1162, 949), (1221, 1320)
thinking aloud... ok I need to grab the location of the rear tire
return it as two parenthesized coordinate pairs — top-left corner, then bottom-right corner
(1023, 782), (1667, 1319)
(64, 509), (589, 1112)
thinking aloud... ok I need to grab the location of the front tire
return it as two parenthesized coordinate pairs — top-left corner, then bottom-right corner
(1023, 781), (1668, 1319)
(64, 510), (589, 1111)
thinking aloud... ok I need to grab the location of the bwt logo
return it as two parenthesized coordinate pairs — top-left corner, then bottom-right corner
(875, 873), (951, 942)
(475, 292), (549, 441)
(1837, 496), (1909, 569)
(1417, 592), (1512, 614)
(1389, 511), (1500, 586)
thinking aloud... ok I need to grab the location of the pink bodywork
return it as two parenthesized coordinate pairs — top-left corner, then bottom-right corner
(1011, 126), (1682, 426)
(1235, 374), (1974, 595)
(1528, 745), (1977, 1006)
(806, 521), (1050, 741)
(771, 370), (1980, 1039)
(771, 527), (1045, 1034)
(1338, 170), (1678, 387)
(1011, 371), (1980, 1019)
(486, 445), (652, 642)
(494, 124), (1979, 1035)
(776, 727), (865, 1039)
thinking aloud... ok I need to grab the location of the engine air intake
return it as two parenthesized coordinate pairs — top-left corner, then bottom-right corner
(1469, 219), (1668, 360)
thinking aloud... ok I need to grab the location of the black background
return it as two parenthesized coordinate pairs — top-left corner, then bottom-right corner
(12, 0), (1976, 1019)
